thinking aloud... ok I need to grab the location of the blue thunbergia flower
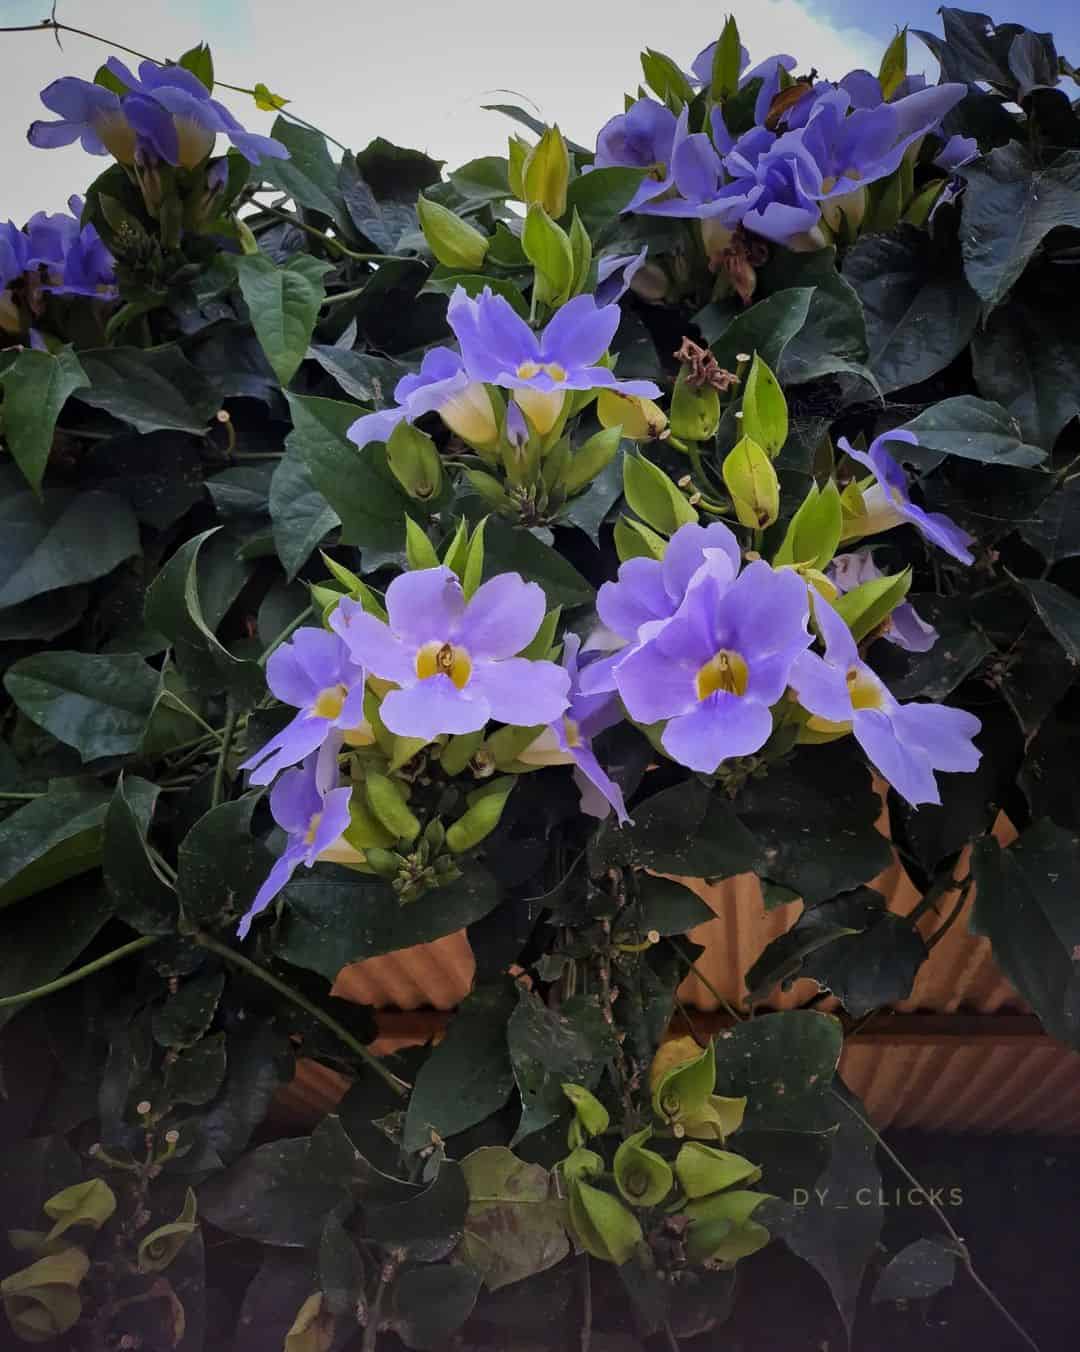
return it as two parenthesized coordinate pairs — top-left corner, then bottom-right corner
(595, 247), (649, 305)
(934, 134), (978, 171)
(24, 197), (117, 299)
(330, 567), (571, 741)
(239, 628), (370, 786)
(0, 221), (32, 330)
(613, 554), (813, 773)
(829, 551), (938, 654)
(236, 750), (353, 939)
(841, 431), (975, 564)
(519, 634), (630, 823)
(447, 287), (660, 434)
(594, 100), (688, 212)
(346, 346), (498, 452)
(29, 58), (288, 169)
(790, 595), (980, 807)
(689, 45), (797, 124)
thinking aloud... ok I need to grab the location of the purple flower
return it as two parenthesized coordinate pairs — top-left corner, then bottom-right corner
(0, 222), (31, 333)
(614, 557), (812, 773)
(594, 99), (687, 212)
(841, 431), (974, 564)
(690, 47), (797, 124)
(710, 127), (824, 244)
(520, 635), (630, 823)
(829, 551), (938, 653)
(448, 287), (660, 435)
(29, 58), (288, 169)
(24, 197), (117, 299)
(239, 628), (369, 786)
(28, 77), (137, 161)
(330, 567), (571, 740)
(238, 751), (352, 939)
(934, 134), (978, 172)
(790, 597), (980, 807)
(595, 247), (648, 306)
(346, 346), (498, 451)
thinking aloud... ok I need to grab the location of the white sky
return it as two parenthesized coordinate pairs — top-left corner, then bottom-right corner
(2, 0), (884, 222)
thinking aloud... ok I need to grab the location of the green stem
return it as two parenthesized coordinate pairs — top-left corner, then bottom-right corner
(320, 284), (370, 308)
(0, 936), (159, 1009)
(211, 704), (239, 809)
(259, 605), (314, 668)
(829, 1089), (1042, 1352)
(194, 931), (410, 1096)
(670, 939), (745, 1021)
(0, 791), (43, 801)
(158, 692), (224, 744)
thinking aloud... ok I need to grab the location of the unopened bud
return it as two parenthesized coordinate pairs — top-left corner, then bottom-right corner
(417, 195), (489, 270)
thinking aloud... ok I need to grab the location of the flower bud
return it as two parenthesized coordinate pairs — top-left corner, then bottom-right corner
(684, 1190), (771, 1263)
(0, 1247), (89, 1343)
(674, 1142), (761, 1199)
(440, 382), (501, 451)
(670, 370), (720, 442)
(722, 436), (780, 529)
(614, 1129), (674, 1207)
(567, 1181), (643, 1265)
(522, 126), (570, 220)
(561, 1147), (605, 1184)
(598, 390), (667, 441)
(417, 195), (489, 270)
(562, 1084), (610, 1138)
(385, 421), (443, 501)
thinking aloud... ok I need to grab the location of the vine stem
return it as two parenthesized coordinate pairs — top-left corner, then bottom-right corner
(211, 703), (238, 808)
(0, 791), (42, 801)
(829, 1089), (1042, 1352)
(362, 1255), (398, 1352)
(194, 931), (410, 1097)
(669, 938), (745, 1021)
(248, 201), (417, 264)
(0, 936), (159, 1009)
(579, 1254), (592, 1352)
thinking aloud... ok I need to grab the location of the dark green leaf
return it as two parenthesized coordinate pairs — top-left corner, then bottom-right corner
(565, 167), (646, 234)
(972, 297), (1080, 450)
(261, 116), (346, 223)
(177, 42), (213, 89)
(900, 396), (1045, 467)
(634, 875), (715, 937)
(746, 888), (926, 1017)
(104, 775), (176, 935)
(403, 981), (517, 1151)
(706, 288), (814, 374)
(75, 345), (221, 433)
(392, 1264), (482, 1352)
(366, 1160), (468, 1246)
(421, 271), (529, 317)
(1020, 714), (1080, 829)
(0, 484), (139, 610)
(459, 1146), (570, 1291)
(0, 348), (88, 494)
(164, 1031), (227, 1106)
(197, 1022), (295, 1165)
(177, 798), (270, 932)
(199, 1136), (350, 1246)
(233, 253), (332, 386)
(482, 518), (594, 608)
(971, 822), (1080, 1046)
(711, 1010), (844, 1132)
(735, 741), (892, 904)
(306, 344), (406, 403)
(286, 392), (412, 571)
(876, 595), (994, 700)
(275, 864), (501, 981)
(872, 1237), (957, 1304)
(0, 881), (114, 1031)
(269, 447), (340, 581)
(958, 145), (1080, 307)
(318, 1211), (366, 1316)
(448, 156), (512, 204)
(1017, 478), (1080, 562)
(339, 153), (418, 251)
(758, 249), (871, 387)
(153, 971), (225, 1049)
(758, 1085), (881, 1339)
(0, 784), (110, 910)
(1022, 579), (1080, 663)
(232, 1251), (319, 1352)
(354, 136), (444, 202)
(0, 587), (86, 642)
(4, 652), (159, 762)
(842, 225), (979, 394)
(507, 987), (615, 1143)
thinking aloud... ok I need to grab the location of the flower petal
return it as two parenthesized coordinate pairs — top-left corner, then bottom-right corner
(237, 848), (303, 939)
(380, 675), (489, 738)
(240, 712), (329, 785)
(540, 294), (620, 371)
(347, 406), (408, 450)
(385, 566), (466, 645)
(460, 572), (546, 658)
(853, 708), (940, 806)
(468, 656), (571, 726)
(661, 694), (773, 772)
(330, 600), (414, 684)
(571, 743), (630, 824)
(597, 558), (670, 639)
(661, 522), (741, 602)
(614, 639), (697, 724)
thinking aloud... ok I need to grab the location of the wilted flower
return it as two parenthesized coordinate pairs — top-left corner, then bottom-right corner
(790, 595), (981, 806)
(239, 628), (369, 786)
(448, 287), (660, 435)
(237, 752), (352, 938)
(29, 58), (288, 169)
(330, 567), (570, 740)
(346, 346), (498, 452)
(518, 635), (630, 823)
(614, 556), (812, 773)
(829, 551), (938, 653)
(840, 430), (974, 564)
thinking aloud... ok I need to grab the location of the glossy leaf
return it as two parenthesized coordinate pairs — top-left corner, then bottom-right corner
(234, 253), (333, 386)
(0, 349), (87, 495)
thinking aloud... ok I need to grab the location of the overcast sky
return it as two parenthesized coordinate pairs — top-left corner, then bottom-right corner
(2, 0), (1071, 223)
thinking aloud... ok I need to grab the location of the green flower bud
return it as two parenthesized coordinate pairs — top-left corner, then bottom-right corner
(560, 426), (622, 497)
(741, 355), (788, 458)
(440, 728), (487, 776)
(614, 1129), (675, 1207)
(445, 776), (515, 853)
(137, 1188), (197, 1273)
(624, 452), (698, 536)
(561, 1147), (605, 1184)
(522, 126), (570, 220)
(364, 772), (421, 844)
(364, 847), (404, 880)
(649, 1037), (715, 1128)
(386, 421), (443, 502)
(684, 1190), (772, 1264)
(417, 194), (489, 270)
(674, 1143), (761, 1199)
(773, 480), (843, 572)
(598, 390), (668, 442)
(1, 1247), (89, 1344)
(41, 1180), (116, 1245)
(567, 1181), (644, 1266)
(722, 435), (780, 529)
(562, 1084), (610, 1139)
(669, 370), (720, 442)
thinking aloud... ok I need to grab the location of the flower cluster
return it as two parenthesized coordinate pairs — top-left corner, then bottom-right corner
(29, 57), (288, 170)
(595, 38), (967, 248)
(348, 287), (660, 451)
(1, 197), (116, 335)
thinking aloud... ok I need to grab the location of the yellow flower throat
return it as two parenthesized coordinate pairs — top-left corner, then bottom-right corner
(416, 641), (472, 689)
